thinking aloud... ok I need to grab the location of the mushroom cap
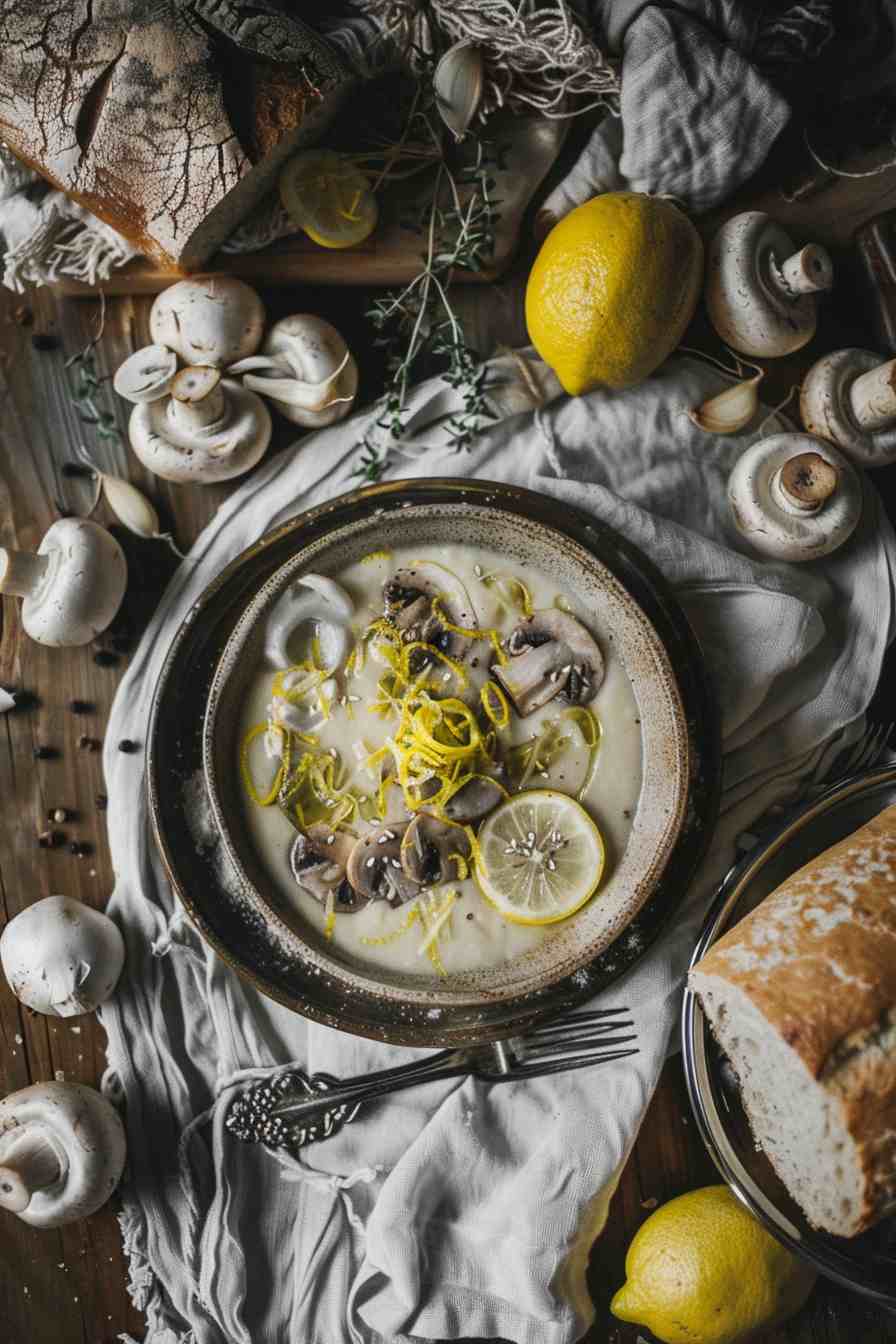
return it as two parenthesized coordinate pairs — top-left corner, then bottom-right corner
(149, 275), (265, 367)
(383, 562), (480, 661)
(0, 896), (125, 1017)
(22, 519), (126, 647)
(0, 1082), (125, 1228)
(347, 823), (421, 907)
(128, 379), (272, 484)
(728, 432), (863, 561)
(494, 609), (604, 715)
(261, 315), (359, 428)
(113, 344), (178, 404)
(442, 775), (505, 823)
(401, 813), (472, 886)
(800, 348), (896, 466)
(290, 824), (369, 915)
(706, 211), (819, 358)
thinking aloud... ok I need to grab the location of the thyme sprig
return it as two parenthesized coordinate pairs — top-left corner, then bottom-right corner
(355, 110), (506, 482)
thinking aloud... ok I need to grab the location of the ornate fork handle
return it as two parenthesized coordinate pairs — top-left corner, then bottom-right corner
(270, 1046), (476, 1124)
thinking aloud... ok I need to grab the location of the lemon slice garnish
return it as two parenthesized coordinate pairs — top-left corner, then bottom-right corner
(279, 150), (378, 249)
(474, 789), (605, 926)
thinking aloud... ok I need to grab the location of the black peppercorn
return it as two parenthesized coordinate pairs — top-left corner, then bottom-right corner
(118, 739), (139, 754)
(31, 331), (58, 352)
(95, 793), (108, 811)
(61, 462), (95, 479)
(38, 830), (66, 849)
(32, 745), (59, 761)
(69, 841), (92, 858)
(77, 735), (100, 752)
(93, 650), (120, 668)
(69, 699), (95, 714)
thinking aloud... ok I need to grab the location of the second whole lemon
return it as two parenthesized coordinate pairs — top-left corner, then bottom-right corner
(525, 192), (703, 395)
(610, 1185), (816, 1344)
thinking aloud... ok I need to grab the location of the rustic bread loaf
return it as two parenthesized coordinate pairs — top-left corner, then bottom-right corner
(0, 0), (353, 270)
(689, 803), (896, 1237)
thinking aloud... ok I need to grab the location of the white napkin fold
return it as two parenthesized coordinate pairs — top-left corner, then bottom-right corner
(99, 355), (896, 1344)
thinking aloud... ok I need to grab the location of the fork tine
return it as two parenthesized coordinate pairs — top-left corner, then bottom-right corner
(526, 1031), (637, 1060)
(503, 1048), (639, 1080)
(527, 1008), (630, 1037)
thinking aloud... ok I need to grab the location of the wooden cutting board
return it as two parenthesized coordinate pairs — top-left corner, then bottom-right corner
(53, 116), (566, 297)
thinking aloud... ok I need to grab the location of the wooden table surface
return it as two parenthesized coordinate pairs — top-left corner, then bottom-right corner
(3, 160), (896, 1344)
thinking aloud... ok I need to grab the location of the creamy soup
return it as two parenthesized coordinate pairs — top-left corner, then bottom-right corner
(238, 544), (643, 977)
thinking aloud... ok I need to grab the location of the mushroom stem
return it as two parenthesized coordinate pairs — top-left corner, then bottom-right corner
(777, 245), (834, 296)
(848, 358), (896, 431)
(772, 452), (839, 516)
(169, 366), (226, 430)
(0, 547), (50, 599)
(0, 1133), (61, 1212)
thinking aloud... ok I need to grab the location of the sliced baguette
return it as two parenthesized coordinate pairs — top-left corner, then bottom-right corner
(689, 803), (896, 1237)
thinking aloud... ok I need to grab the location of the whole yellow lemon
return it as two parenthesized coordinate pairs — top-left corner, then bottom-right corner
(610, 1185), (816, 1344)
(525, 192), (703, 395)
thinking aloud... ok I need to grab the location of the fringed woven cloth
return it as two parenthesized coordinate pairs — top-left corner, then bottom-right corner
(0, 0), (835, 291)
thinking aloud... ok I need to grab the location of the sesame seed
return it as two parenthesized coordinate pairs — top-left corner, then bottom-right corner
(390, 858), (402, 869)
(365, 856), (376, 868)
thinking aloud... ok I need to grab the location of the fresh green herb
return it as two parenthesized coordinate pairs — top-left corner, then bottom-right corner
(354, 88), (505, 481)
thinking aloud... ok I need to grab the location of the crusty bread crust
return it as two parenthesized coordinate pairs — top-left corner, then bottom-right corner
(691, 803), (896, 1235)
(0, 1), (350, 268)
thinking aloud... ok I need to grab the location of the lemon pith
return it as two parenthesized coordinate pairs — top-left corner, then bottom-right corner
(610, 1185), (816, 1344)
(474, 789), (605, 925)
(525, 192), (703, 395)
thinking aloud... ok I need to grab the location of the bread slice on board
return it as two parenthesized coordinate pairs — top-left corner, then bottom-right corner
(689, 803), (896, 1237)
(0, 0), (353, 269)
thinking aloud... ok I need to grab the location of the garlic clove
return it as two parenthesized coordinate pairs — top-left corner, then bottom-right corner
(113, 345), (178, 405)
(433, 41), (484, 142)
(689, 375), (763, 435)
(100, 474), (163, 540)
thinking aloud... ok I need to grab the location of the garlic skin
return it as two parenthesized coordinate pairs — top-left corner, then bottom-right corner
(0, 1082), (125, 1228)
(230, 315), (358, 428)
(0, 896), (125, 1018)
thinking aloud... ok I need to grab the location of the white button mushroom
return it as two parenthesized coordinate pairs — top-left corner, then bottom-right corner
(0, 1082), (126, 1228)
(112, 344), (178, 404)
(728, 433), (862, 562)
(1, 896), (125, 1017)
(149, 275), (266, 368)
(122, 364), (272, 484)
(229, 314), (358, 428)
(706, 212), (833, 358)
(800, 348), (896, 467)
(0, 518), (127, 647)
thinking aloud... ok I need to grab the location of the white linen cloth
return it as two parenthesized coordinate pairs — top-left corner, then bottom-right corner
(99, 354), (896, 1344)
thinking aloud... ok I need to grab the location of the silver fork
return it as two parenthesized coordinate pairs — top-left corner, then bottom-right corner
(270, 1007), (637, 1128)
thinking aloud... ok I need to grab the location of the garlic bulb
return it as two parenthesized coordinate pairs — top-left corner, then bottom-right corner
(0, 896), (125, 1017)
